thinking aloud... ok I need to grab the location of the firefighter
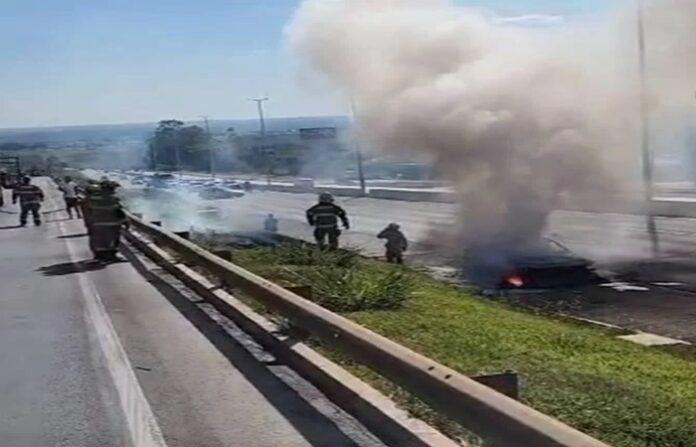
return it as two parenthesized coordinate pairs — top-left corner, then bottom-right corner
(377, 223), (408, 264)
(80, 181), (100, 227)
(0, 169), (6, 207)
(12, 176), (44, 227)
(84, 180), (128, 261)
(306, 192), (349, 250)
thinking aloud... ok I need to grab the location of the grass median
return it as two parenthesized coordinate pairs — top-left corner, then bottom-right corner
(195, 237), (696, 447)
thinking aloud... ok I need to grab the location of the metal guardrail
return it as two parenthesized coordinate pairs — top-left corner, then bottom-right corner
(125, 211), (611, 447)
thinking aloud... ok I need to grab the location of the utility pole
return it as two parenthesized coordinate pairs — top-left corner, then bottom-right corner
(200, 115), (214, 178)
(350, 98), (367, 196)
(637, 0), (659, 256)
(250, 97), (271, 185)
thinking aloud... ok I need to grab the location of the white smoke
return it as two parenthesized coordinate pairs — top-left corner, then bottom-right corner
(287, 0), (696, 257)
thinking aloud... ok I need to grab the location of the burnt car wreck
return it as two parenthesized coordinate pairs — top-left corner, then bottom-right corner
(467, 238), (601, 290)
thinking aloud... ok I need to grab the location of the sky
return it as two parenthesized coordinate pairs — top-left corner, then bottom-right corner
(0, 0), (623, 129)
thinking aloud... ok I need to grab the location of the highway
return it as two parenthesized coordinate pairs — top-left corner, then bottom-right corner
(118, 178), (696, 266)
(0, 178), (385, 447)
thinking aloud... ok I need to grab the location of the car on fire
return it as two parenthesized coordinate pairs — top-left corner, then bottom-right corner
(470, 237), (600, 290)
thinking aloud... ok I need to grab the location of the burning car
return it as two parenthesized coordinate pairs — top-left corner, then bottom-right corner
(469, 238), (600, 290)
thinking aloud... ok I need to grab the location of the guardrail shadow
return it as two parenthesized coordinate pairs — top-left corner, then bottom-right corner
(121, 244), (368, 447)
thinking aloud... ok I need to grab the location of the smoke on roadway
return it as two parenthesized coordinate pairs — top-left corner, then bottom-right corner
(287, 0), (696, 271)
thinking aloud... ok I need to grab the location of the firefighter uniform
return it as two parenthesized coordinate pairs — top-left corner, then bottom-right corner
(0, 170), (6, 207)
(377, 223), (408, 264)
(12, 177), (44, 226)
(306, 193), (350, 250)
(83, 181), (127, 261)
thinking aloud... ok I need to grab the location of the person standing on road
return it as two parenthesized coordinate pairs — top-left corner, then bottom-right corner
(377, 223), (408, 264)
(83, 180), (128, 261)
(12, 176), (44, 227)
(306, 192), (349, 250)
(59, 176), (82, 219)
(264, 213), (279, 233)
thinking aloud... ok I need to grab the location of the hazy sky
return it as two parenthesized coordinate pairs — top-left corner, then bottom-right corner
(0, 0), (622, 128)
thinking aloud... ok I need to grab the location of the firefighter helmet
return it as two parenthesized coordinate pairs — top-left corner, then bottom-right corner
(100, 179), (120, 192)
(318, 192), (334, 203)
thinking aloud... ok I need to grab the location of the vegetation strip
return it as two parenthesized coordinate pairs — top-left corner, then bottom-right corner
(195, 238), (696, 447)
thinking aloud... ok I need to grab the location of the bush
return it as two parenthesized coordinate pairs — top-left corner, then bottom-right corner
(290, 265), (413, 312)
(272, 242), (360, 268)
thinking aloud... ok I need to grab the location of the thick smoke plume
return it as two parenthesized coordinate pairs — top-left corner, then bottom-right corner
(287, 0), (696, 262)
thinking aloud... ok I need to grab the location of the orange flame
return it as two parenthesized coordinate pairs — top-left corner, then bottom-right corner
(505, 274), (525, 288)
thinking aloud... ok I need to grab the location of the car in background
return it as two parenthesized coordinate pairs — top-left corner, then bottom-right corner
(198, 186), (244, 200)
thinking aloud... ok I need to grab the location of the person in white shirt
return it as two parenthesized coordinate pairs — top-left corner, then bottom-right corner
(60, 176), (82, 219)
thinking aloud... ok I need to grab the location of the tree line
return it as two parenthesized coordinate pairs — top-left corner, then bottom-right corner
(147, 120), (211, 171)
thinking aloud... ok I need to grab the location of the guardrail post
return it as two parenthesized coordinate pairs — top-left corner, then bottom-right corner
(286, 285), (313, 299)
(174, 231), (190, 240)
(151, 221), (162, 227)
(473, 372), (519, 400)
(213, 249), (232, 261)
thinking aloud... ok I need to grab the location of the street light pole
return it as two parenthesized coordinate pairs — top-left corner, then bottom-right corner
(200, 115), (214, 178)
(251, 98), (268, 138)
(250, 97), (271, 185)
(637, 0), (659, 256)
(350, 98), (367, 196)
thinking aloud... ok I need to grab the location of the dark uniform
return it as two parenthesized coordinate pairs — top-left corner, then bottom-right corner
(306, 193), (349, 250)
(0, 171), (6, 207)
(377, 223), (408, 264)
(83, 182), (127, 261)
(12, 178), (44, 226)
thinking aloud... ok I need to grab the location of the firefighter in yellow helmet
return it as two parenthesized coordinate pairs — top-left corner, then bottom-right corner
(83, 179), (128, 261)
(306, 192), (349, 250)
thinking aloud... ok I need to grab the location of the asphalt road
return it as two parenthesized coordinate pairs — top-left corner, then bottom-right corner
(0, 179), (385, 447)
(0, 183), (127, 447)
(121, 183), (696, 264)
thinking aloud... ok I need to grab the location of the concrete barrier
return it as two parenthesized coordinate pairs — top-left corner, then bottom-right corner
(369, 188), (456, 203)
(124, 211), (611, 447)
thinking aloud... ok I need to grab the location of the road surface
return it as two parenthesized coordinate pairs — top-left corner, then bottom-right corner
(0, 178), (384, 447)
(120, 183), (696, 263)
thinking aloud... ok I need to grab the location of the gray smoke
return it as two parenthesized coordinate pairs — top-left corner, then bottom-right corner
(287, 0), (696, 259)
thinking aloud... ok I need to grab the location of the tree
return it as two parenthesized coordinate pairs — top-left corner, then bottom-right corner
(147, 120), (182, 170)
(179, 125), (210, 171)
(147, 120), (211, 171)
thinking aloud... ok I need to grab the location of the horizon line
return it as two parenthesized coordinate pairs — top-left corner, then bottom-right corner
(0, 113), (349, 133)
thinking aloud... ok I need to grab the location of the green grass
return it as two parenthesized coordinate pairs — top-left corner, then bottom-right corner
(199, 242), (696, 447)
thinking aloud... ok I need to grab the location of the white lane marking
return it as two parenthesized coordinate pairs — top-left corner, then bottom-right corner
(46, 181), (167, 447)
